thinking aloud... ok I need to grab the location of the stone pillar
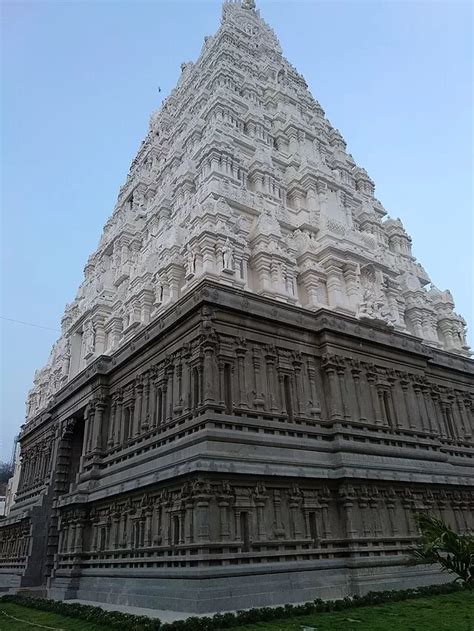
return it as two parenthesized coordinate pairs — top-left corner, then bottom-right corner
(236, 346), (248, 408)
(306, 186), (319, 216)
(277, 372), (286, 415)
(385, 496), (398, 536)
(340, 491), (357, 539)
(183, 356), (192, 413)
(370, 497), (382, 537)
(440, 401), (457, 440)
(288, 130), (298, 154)
(133, 382), (143, 437)
(357, 372), (373, 426)
(167, 266), (182, 302)
(320, 493), (332, 539)
(413, 383), (430, 432)
(107, 398), (117, 448)
(402, 496), (415, 536)
(141, 377), (151, 432)
(218, 498), (232, 542)
(149, 378), (157, 428)
(392, 377), (407, 430)
(343, 264), (360, 311)
(255, 500), (266, 541)
(57, 522), (65, 554)
(457, 395), (472, 440)
(322, 356), (344, 421)
(166, 364), (174, 421)
(195, 498), (210, 543)
(174, 361), (183, 415)
(431, 392), (445, 439)
(325, 262), (346, 309)
(201, 242), (216, 274)
(351, 365), (364, 421)
(367, 371), (383, 425)
(92, 315), (106, 356)
(252, 348), (265, 408)
(202, 346), (215, 404)
(84, 402), (95, 454)
(289, 498), (302, 539)
(91, 399), (106, 453)
(217, 359), (226, 408)
(184, 501), (194, 544)
(337, 364), (351, 420)
(401, 378), (417, 430)
(358, 498), (370, 537)
(265, 351), (279, 413)
(293, 358), (306, 417)
(73, 518), (85, 554)
(111, 515), (120, 549)
(307, 360), (321, 418)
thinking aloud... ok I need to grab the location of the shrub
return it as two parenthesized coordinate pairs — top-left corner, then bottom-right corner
(0, 581), (465, 630)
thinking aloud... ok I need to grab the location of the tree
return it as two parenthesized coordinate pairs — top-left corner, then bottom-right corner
(410, 513), (473, 590)
(0, 461), (14, 483)
(0, 461), (14, 496)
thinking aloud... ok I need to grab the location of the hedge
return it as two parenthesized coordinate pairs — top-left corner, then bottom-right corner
(0, 582), (464, 631)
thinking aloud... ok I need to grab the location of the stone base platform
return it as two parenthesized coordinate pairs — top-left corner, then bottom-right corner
(48, 559), (445, 614)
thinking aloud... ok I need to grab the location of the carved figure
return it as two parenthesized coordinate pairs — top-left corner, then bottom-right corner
(222, 238), (234, 270)
(83, 320), (96, 355)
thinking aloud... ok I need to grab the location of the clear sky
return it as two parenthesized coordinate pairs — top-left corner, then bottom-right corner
(1, 0), (472, 461)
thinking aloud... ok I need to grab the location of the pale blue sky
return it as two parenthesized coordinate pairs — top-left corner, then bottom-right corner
(1, 0), (472, 461)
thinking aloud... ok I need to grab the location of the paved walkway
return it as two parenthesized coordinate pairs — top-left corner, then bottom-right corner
(65, 599), (203, 623)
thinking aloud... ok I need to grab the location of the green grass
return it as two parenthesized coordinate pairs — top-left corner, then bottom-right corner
(0, 601), (111, 630)
(0, 591), (473, 630)
(230, 591), (474, 631)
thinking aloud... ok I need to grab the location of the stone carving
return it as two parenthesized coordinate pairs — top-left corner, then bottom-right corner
(23, 0), (470, 423)
(83, 320), (96, 355)
(358, 265), (394, 327)
(222, 238), (235, 272)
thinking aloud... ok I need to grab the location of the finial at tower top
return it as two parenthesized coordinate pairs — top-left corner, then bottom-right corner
(242, 0), (256, 9)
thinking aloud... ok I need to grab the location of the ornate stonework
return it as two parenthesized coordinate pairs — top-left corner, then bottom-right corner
(25, 0), (470, 422)
(1, 0), (472, 613)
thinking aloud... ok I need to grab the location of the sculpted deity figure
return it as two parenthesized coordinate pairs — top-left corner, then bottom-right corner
(454, 316), (468, 348)
(61, 339), (71, 378)
(184, 247), (196, 279)
(133, 190), (145, 213)
(83, 320), (96, 355)
(222, 238), (234, 270)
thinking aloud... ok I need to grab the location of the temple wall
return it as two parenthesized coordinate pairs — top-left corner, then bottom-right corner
(1, 283), (473, 608)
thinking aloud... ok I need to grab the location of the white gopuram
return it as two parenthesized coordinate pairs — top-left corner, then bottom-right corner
(26, 0), (470, 422)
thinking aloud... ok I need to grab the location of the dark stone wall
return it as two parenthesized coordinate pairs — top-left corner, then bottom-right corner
(1, 281), (473, 608)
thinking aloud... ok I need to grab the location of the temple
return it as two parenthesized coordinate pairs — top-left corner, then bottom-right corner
(1, 0), (472, 612)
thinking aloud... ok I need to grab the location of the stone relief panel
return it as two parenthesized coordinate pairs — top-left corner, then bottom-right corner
(54, 478), (474, 572)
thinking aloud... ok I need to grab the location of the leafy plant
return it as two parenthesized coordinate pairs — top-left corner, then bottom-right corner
(410, 513), (474, 589)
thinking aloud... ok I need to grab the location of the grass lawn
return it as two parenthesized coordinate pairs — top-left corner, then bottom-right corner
(0, 601), (111, 630)
(230, 591), (474, 631)
(0, 591), (473, 630)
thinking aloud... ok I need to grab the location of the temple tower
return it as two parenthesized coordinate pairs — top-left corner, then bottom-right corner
(1, 0), (472, 612)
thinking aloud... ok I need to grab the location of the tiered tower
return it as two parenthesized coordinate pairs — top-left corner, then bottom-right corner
(1, 0), (472, 612)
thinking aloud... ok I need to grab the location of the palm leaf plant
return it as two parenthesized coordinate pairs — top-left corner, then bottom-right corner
(410, 512), (474, 589)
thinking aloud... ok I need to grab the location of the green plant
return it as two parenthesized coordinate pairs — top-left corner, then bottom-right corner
(410, 512), (474, 589)
(0, 582), (466, 630)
